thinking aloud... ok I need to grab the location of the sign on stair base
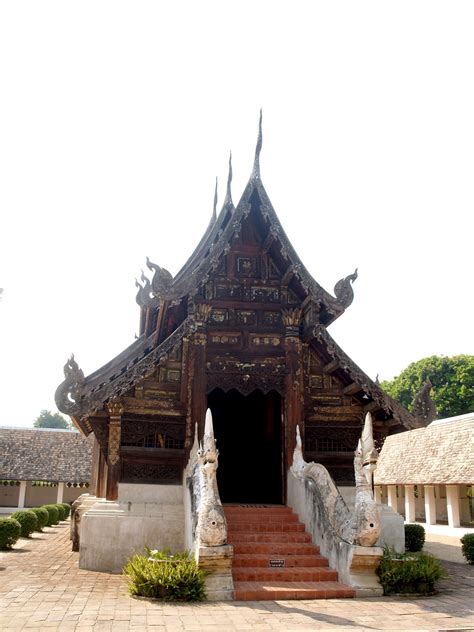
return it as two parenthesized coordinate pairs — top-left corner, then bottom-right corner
(269, 559), (285, 567)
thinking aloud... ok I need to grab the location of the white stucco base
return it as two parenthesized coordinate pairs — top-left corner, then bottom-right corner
(288, 473), (383, 597)
(79, 483), (184, 573)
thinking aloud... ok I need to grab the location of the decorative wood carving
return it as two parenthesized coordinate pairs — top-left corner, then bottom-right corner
(122, 462), (182, 484)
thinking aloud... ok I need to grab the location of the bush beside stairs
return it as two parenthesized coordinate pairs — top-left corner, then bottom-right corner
(225, 505), (355, 600)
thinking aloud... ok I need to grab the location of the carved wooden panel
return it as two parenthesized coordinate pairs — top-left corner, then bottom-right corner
(210, 309), (229, 324)
(249, 334), (282, 348)
(248, 286), (280, 303)
(215, 284), (242, 300)
(208, 332), (242, 347)
(236, 256), (258, 277)
(121, 462), (182, 484)
(121, 418), (186, 443)
(261, 311), (282, 327)
(235, 310), (257, 325)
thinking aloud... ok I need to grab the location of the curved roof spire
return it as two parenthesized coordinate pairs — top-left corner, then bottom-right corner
(211, 176), (218, 223)
(223, 151), (233, 207)
(252, 109), (263, 179)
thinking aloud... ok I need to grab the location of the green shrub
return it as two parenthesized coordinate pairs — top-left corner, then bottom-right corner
(405, 523), (426, 552)
(30, 507), (49, 531)
(0, 518), (21, 549)
(123, 548), (206, 601)
(461, 533), (474, 564)
(10, 510), (38, 537)
(42, 504), (59, 526)
(54, 504), (66, 521)
(60, 503), (71, 519)
(377, 548), (447, 595)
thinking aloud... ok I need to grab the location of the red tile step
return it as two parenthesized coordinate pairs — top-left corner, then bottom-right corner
(225, 505), (355, 601)
(232, 553), (328, 568)
(233, 581), (355, 601)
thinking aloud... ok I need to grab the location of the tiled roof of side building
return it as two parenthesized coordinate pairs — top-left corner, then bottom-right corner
(0, 427), (93, 483)
(375, 412), (474, 486)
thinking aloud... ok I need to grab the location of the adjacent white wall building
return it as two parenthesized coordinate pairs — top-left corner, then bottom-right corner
(374, 412), (474, 528)
(0, 427), (93, 513)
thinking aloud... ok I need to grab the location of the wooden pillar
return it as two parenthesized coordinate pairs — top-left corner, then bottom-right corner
(282, 309), (304, 471)
(189, 304), (211, 439)
(405, 484), (416, 523)
(97, 447), (107, 498)
(424, 485), (437, 525)
(90, 436), (101, 497)
(106, 398), (124, 501)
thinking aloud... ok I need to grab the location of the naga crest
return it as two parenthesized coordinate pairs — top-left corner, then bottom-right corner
(146, 257), (173, 299)
(54, 354), (85, 416)
(411, 379), (437, 427)
(135, 270), (153, 308)
(334, 268), (358, 308)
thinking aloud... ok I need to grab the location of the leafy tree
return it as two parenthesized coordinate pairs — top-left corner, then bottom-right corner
(381, 355), (474, 419)
(33, 409), (71, 430)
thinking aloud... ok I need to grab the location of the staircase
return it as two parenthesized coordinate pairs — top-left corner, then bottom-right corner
(225, 505), (355, 600)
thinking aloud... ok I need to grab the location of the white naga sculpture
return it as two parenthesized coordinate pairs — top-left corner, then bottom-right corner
(291, 412), (381, 547)
(194, 409), (228, 548)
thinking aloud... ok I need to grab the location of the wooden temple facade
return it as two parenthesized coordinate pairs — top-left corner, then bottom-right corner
(56, 118), (415, 506)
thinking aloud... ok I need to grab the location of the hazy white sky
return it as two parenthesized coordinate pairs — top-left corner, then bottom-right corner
(1, 1), (473, 427)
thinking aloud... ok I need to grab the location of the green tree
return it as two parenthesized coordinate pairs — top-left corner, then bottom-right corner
(33, 409), (71, 430)
(381, 355), (474, 419)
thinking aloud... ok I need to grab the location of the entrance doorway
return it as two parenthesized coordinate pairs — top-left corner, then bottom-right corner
(207, 388), (283, 504)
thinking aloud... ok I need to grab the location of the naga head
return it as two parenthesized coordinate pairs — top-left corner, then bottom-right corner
(197, 409), (219, 474)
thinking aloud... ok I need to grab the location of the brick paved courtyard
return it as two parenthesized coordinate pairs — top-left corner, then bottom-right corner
(1, 522), (473, 631)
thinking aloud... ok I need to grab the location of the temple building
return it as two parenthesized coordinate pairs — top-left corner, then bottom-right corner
(56, 118), (417, 590)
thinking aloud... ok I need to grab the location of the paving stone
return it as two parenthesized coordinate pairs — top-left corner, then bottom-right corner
(0, 522), (474, 630)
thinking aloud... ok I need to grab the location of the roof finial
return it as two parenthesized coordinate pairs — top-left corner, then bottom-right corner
(252, 109), (263, 179)
(211, 176), (218, 223)
(224, 151), (233, 206)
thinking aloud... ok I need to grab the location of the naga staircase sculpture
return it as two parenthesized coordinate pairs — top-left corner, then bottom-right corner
(289, 412), (384, 596)
(184, 409), (233, 600)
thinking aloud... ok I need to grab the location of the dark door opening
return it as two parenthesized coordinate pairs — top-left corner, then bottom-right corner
(208, 388), (283, 504)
